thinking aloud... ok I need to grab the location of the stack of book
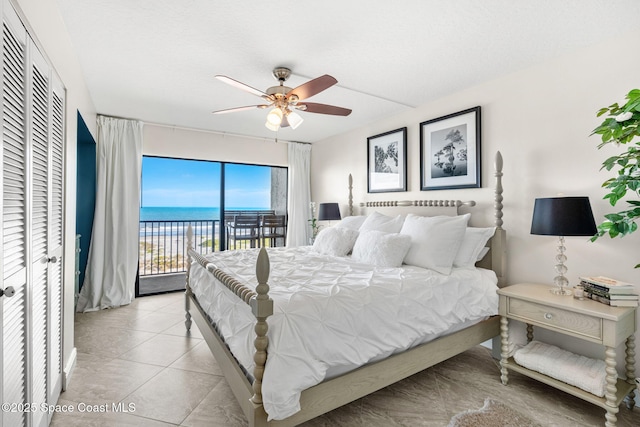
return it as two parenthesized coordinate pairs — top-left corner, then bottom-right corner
(579, 276), (639, 307)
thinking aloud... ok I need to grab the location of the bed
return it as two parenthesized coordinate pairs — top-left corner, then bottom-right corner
(184, 151), (507, 426)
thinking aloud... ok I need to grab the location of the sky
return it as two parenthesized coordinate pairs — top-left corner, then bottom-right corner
(141, 157), (272, 208)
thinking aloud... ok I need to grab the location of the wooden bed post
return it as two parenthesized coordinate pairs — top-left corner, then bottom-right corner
(185, 225), (193, 332)
(492, 151), (507, 287)
(494, 151), (504, 229)
(250, 248), (274, 406)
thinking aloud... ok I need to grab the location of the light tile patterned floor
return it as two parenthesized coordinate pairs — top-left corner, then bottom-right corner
(53, 292), (640, 426)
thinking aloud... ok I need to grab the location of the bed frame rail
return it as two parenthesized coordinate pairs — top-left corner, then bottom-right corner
(186, 226), (274, 412)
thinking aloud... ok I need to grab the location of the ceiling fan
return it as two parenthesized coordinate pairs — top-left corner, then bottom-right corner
(212, 67), (352, 131)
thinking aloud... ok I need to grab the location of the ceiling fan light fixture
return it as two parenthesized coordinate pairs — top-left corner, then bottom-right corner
(265, 120), (280, 131)
(287, 111), (304, 129)
(266, 108), (283, 126)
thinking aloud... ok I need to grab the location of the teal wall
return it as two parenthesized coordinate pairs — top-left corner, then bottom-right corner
(75, 112), (95, 289)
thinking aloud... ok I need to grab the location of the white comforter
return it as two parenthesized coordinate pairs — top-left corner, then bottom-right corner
(189, 246), (498, 420)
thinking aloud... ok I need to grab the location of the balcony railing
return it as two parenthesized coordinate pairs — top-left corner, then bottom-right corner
(139, 220), (219, 276)
(139, 214), (286, 277)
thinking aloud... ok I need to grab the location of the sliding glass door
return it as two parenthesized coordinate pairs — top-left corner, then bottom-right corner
(138, 157), (221, 295)
(137, 157), (287, 296)
(223, 163), (288, 250)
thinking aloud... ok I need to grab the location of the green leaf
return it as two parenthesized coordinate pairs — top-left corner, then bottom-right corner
(628, 89), (640, 98)
(605, 213), (624, 221)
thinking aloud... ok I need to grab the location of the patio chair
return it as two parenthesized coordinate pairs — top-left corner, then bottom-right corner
(227, 215), (260, 249)
(261, 214), (287, 247)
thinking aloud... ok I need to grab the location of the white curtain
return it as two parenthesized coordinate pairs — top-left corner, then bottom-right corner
(286, 142), (312, 247)
(77, 116), (143, 312)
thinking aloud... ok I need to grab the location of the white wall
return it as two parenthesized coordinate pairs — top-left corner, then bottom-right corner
(143, 124), (288, 166)
(311, 29), (640, 372)
(13, 0), (97, 386)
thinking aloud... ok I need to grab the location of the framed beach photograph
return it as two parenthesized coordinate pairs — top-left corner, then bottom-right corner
(367, 127), (407, 193)
(420, 106), (481, 191)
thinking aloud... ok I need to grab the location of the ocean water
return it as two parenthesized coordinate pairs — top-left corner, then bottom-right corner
(140, 206), (268, 222)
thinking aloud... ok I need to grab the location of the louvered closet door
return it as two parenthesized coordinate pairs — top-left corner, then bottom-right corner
(1, 2), (65, 426)
(47, 73), (64, 416)
(1, 3), (28, 427)
(30, 43), (51, 427)
(30, 41), (64, 427)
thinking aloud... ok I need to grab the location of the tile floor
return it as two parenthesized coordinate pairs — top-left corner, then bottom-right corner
(53, 291), (640, 426)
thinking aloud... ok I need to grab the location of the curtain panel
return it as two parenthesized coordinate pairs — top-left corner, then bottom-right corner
(77, 116), (143, 312)
(286, 142), (312, 247)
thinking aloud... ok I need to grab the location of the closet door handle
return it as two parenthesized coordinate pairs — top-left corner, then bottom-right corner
(48, 256), (58, 264)
(1, 286), (15, 298)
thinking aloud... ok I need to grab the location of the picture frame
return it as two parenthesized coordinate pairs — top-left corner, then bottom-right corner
(367, 127), (407, 193)
(420, 106), (481, 191)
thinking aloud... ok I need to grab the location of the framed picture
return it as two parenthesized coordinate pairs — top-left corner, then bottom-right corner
(367, 127), (407, 193)
(420, 106), (481, 191)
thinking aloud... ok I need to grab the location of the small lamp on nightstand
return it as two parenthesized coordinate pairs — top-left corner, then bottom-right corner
(531, 197), (597, 295)
(318, 203), (341, 224)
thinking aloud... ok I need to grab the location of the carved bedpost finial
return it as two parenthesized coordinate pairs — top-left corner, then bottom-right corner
(251, 248), (274, 406)
(494, 151), (504, 229)
(255, 247), (270, 289)
(348, 174), (353, 216)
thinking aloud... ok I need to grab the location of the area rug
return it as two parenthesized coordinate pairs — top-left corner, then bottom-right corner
(448, 398), (542, 427)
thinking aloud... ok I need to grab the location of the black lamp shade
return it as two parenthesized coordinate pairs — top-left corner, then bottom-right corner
(531, 197), (597, 236)
(318, 203), (341, 221)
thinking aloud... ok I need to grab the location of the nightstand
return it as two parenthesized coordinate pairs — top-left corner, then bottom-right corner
(498, 283), (636, 427)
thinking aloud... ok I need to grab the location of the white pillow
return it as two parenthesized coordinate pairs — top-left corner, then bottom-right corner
(400, 213), (470, 275)
(454, 227), (496, 268)
(312, 227), (359, 257)
(351, 230), (412, 268)
(334, 215), (366, 231)
(359, 211), (405, 233)
(476, 247), (490, 262)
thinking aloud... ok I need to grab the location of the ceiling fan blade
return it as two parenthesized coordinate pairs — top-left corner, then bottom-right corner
(287, 75), (337, 101)
(211, 105), (268, 114)
(298, 102), (352, 116)
(215, 75), (270, 99)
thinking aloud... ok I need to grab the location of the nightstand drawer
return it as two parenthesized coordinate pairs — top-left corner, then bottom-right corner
(508, 298), (602, 340)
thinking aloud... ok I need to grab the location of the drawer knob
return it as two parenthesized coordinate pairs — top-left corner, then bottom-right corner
(544, 313), (553, 320)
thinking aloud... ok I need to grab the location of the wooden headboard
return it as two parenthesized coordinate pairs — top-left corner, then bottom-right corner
(348, 151), (507, 287)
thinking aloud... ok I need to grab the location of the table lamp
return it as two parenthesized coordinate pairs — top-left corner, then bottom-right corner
(530, 197), (597, 295)
(318, 203), (341, 223)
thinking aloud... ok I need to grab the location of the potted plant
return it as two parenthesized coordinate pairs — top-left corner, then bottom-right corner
(590, 89), (640, 267)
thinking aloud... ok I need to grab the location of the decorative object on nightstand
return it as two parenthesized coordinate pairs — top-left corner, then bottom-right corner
(530, 197), (597, 295)
(308, 202), (320, 244)
(579, 276), (639, 307)
(318, 202), (341, 223)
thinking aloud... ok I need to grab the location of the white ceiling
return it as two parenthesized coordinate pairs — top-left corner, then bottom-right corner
(56, 0), (639, 143)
